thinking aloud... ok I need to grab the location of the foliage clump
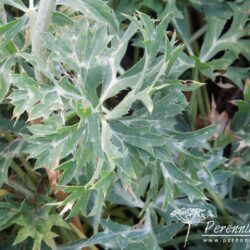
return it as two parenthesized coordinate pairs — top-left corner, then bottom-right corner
(0, 0), (249, 249)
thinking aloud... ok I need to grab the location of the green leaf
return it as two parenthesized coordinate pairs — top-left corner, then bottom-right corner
(178, 182), (207, 203)
(161, 162), (200, 186)
(58, 211), (159, 250)
(200, 3), (249, 62)
(109, 121), (166, 153)
(0, 15), (26, 59)
(231, 101), (250, 131)
(1, 0), (27, 12)
(9, 73), (41, 118)
(52, 11), (74, 27)
(56, 160), (76, 185)
(56, 0), (118, 32)
(155, 223), (183, 244)
(0, 57), (16, 102)
(0, 140), (25, 187)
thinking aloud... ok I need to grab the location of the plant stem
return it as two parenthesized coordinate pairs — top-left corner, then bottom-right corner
(184, 223), (191, 248)
(19, 155), (39, 183)
(190, 67), (207, 128)
(189, 24), (207, 44)
(7, 180), (35, 199)
(133, 47), (140, 64)
(190, 92), (198, 130)
(186, 6), (210, 128)
(0, 4), (7, 24)
(208, 191), (234, 225)
(201, 81), (211, 115)
(69, 223), (99, 250)
(197, 88), (206, 117)
(11, 161), (36, 190)
(29, 0), (34, 9)
(30, 0), (56, 83)
(69, 222), (87, 239)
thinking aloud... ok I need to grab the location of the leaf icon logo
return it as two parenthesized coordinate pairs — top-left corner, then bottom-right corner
(170, 207), (215, 247)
